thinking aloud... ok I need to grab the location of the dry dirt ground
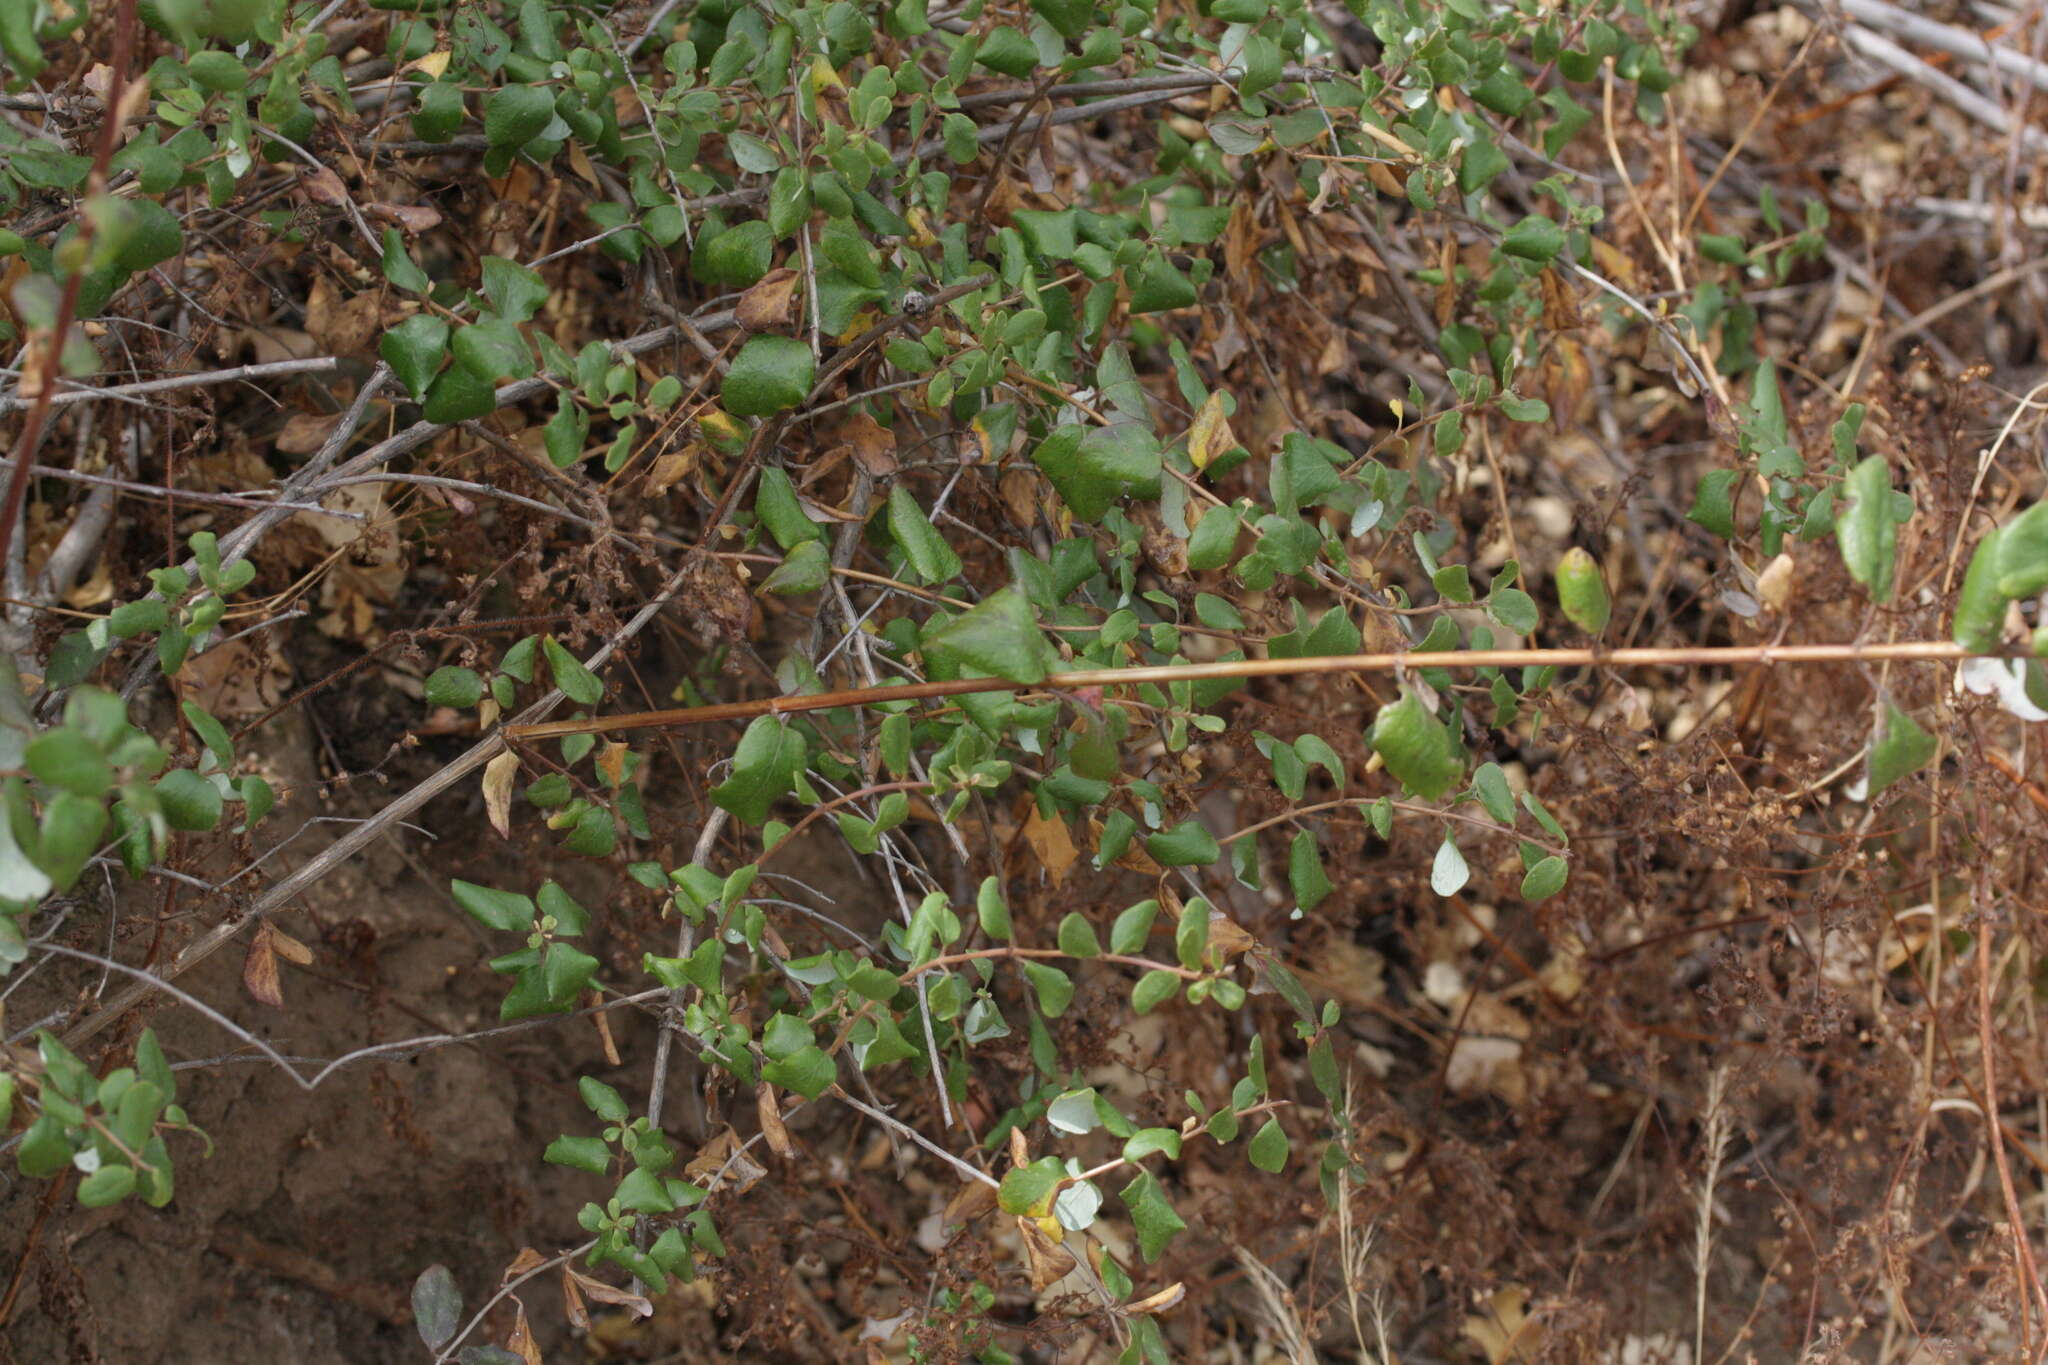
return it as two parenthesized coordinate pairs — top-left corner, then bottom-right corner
(0, 688), (735, 1362)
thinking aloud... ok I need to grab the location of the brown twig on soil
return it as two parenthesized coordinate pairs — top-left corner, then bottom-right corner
(209, 1225), (413, 1326)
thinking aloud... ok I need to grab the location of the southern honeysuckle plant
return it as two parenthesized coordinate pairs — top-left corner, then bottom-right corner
(9, 0), (2048, 1357)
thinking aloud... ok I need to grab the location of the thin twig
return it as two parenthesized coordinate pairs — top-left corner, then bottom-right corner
(0, 357), (339, 413)
(507, 640), (1986, 739)
(1977, 916), (2048, 1339)
(1839, 0), (2048, 94)
(0, 459), (348, 515)
(833, 1088), (997, 1187)
(1841, 23), (2048, 152)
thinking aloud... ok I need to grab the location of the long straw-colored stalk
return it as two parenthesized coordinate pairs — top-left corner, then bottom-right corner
(506, 639), (1982, 739)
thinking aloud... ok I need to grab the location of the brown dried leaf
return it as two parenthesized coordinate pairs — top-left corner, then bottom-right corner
(644, 438), (700, 495)
(735, 268), (800, 333)
(482, 749), (520, 840)
(610, 83), (648, 126)
(501, 1247), (549, 1281)
(684, 1127), (767, 1195)
(943, 1179), (999, 1229)
(1756, 551), (1796, 612)
(757, 1083), (796, 1159)
(178, 635), (293, 718)
(1207, 908), (1255, 958)
(1108, 823), (1162, 876)
(1020, 803), (1078, 886)
(273, 412), (338, 455)
(242, 923), (284, 1009)
(401, 49), (451, 79)
(298, 166), (351, 208)
(1463, 1285), (1543, 1365)
(304, 275), (381, 357)
(268, 925), (314, 966)
(506, 1300), (542, 1365)
(595, 741), (630, 789)
(1435, 234), (1458, 328)
(560, 1266), (589, 1332)
(998, 467), (1041, 528)
(113, 74), (150, 128)
(63, 556), (114, 609)
(841, 409), (898, 476)
(1211, 308), (1248, 372)
(565, 138), (602, 189)
(1125, 1281), (1186, 1315)
(368, 202), (442, 233)
(1538, 267), (1581, 331)
(590, 989), (620, 1067)
(567, 1268), (651, 1317)
(1016, 1215), (1075, 1291)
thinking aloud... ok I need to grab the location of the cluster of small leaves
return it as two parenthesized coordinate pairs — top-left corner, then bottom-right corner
(0, 0), (332, 351)
(45, 531), (258, 688)
(1680, 190), (1829, 380)
(3, 546), (274, 969)
(1680, 364), (2048, 780)
(544, 1077), (720, 1289)
(3, 1028), (201, 1209)
(452, 878), (601, 1018)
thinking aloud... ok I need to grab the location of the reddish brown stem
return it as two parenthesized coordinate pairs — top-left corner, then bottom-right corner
(0, 0), (140, 577)
(505, 640), (1981, 740)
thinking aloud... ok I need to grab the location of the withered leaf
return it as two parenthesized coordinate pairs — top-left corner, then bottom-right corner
(736, 268), (800, 333)
(483, 749), (520, 839)
(757, 1082), (796, 1159)
(298, 166), (351, 208)
(241, 921), (284, 1009)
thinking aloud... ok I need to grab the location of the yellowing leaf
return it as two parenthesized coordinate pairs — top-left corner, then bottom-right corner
(1125, 1282), (1186, 1315)
(596, 741), (630, 789)
(1022, 804), (1078, 885)
(1463, 1285), (1543, 1365)
(1188, 390), (1235, 470)
(404, 50), (452, 78)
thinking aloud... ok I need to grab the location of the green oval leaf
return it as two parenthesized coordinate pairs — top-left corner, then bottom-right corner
(484, 84), (553, 147)
(1520, 855), (1568, 901)
(1370, 691), (1461, 800)
(721, 334), (816, 417)
(424, 666), (484, 709)
(1835, 455), (1897, 603)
